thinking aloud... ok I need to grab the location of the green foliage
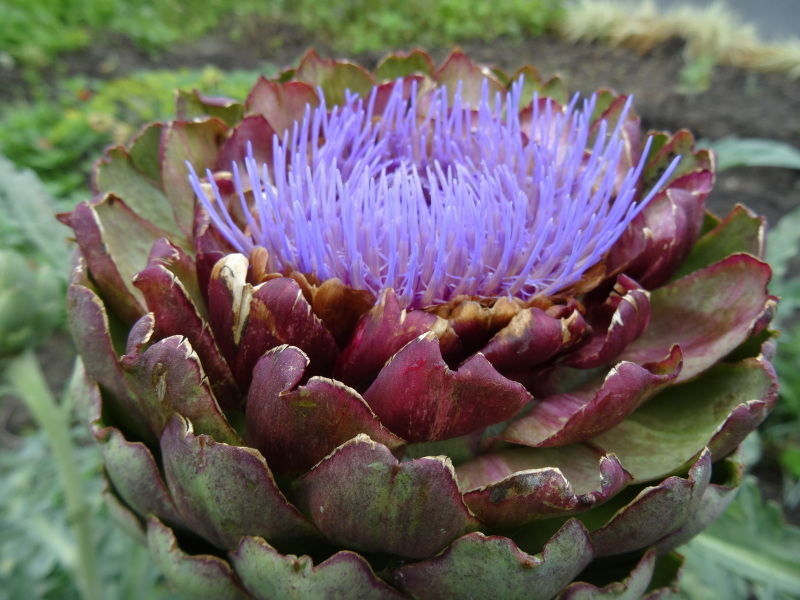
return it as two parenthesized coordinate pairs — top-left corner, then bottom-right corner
(0, 67), (267, 208)
(0, 155), (70, 267)
(0, 0), (565, 71)
(0, 0), (279, 68)
(766, 202), (800, 328)
(0, 97), (101, 203)
(286, 0), (564, 53)
(677, 477), (800, 600)
(0, 400), (179, 599)
(676, 55), (715, 95)
(0, 250), (62, 360)
(0, 157), (69, 357)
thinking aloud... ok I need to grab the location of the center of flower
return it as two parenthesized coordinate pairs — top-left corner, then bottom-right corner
(189, 79), (678, 309)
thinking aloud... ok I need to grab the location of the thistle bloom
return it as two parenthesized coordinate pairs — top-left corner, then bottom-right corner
(189, 81), (676, 308)
(63, 51), (777, 599)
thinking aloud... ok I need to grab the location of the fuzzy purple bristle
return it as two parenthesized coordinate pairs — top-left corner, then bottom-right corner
(189, 79), (679, 309)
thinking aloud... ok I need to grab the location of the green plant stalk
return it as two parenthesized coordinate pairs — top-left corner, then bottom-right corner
(5, 349), (104, 600)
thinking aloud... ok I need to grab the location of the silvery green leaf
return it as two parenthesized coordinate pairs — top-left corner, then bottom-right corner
(676, 477), (800, 600)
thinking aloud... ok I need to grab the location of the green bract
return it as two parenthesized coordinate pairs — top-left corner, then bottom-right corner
(63, 50), (777, 599)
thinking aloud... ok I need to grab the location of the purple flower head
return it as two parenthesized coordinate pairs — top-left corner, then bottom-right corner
(189, 79), (679, 309)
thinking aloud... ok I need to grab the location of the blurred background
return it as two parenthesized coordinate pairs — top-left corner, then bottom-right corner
(652, 0), (797, 41)
(1, 0), (799, 598)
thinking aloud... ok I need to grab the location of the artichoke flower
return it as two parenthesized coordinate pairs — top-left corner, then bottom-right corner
(62, 50), (778, 599)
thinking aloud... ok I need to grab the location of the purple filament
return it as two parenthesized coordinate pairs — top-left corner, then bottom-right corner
(188, 79), (679, 309)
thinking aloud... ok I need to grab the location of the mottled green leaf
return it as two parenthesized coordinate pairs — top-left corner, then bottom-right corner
(231, 537), (405, 600)
(390, 520), (594, 600)
(147, 517), (251, 600)
(176, 89), (244, 127)
(128, 123), (163, 180)
(294, 434), (481, 560)
(94, 147), (183, 239)
(593, 358), (776, 481)
(295, 50), (375, 105)
(160, 415), (317, 552)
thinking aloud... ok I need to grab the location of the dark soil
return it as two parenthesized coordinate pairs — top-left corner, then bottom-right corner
(3, 28), (799, 520)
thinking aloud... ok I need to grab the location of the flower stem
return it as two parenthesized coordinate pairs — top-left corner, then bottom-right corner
(5, 349), (104, 600)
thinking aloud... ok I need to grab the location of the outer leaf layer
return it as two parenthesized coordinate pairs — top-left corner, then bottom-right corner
(160, 415), (318, 552)
(672, 204), (764, 279)
(68, 197), (160, 324)
(456, 444), (625, 493)
(230, 537), (406, 600)
(557, 550), (666, 600)
(95, 426), (184, 529)
(67, 268), (152, 442)
(94, 146), (184, 239)
(294, 435), (482, 559)
(147, 517), (252, 600)
(588, 450), (712, 556)
(134, 262), (239, 407)
(654, 450), (745, 553)
(120, 335), (241, 444)
(390, 519), (594, 600)
(161, 119), (227, 235)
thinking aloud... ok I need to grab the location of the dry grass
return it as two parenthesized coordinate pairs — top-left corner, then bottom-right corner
(558, 0), (800, 78)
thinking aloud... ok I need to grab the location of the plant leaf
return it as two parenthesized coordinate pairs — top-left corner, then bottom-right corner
(676, 476), (800, 599)
(703, 136), (800, 172)
(0, 154), (69, 272)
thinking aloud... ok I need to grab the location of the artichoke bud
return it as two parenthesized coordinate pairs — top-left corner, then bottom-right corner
(62, 50), (778, 599)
